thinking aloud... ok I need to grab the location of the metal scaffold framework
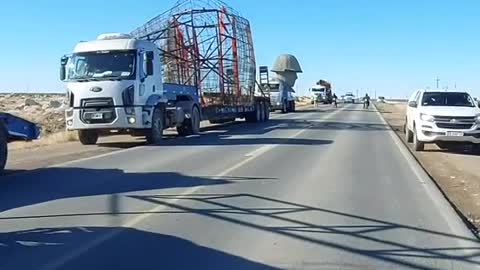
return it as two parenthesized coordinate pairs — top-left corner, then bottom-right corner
(131, 0), (257, 106)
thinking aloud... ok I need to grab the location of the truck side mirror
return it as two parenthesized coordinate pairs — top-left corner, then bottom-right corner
(60, 56), (68, 81)
(408, 101), (418, 108)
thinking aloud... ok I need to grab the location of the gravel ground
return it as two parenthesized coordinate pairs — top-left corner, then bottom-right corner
(376, 101), (480, 231)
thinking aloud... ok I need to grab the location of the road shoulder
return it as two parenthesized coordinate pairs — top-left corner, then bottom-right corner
(376, 102), (480, 233)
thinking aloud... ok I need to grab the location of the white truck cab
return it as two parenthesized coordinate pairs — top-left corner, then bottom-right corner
(310, 85), (326, 104)
(60, 33), (199, 145)
(268, 80), (296, 113)
(405, 89), (480, 151)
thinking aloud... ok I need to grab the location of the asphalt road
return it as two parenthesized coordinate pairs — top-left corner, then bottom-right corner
(1, 103), (480, 270)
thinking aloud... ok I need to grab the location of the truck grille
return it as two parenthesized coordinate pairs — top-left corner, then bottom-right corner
(434, 116), (475, 130)
(80, 98), (116, 124)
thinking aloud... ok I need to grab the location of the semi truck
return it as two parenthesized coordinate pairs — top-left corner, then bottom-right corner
(60, 4), (271, 145)
(0, 113), (40, 174)
(318, 80), (333, 104)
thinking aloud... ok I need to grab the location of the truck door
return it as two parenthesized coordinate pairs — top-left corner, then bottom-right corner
(139, 51), (157, 103)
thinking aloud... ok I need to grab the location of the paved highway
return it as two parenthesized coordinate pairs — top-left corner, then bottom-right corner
(1, 104), (480, 270)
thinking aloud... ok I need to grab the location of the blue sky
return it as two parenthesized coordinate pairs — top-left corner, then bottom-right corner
(0, 0), (479, 98)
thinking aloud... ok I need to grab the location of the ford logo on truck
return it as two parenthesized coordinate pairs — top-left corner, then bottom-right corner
(90, 87), (102, 93)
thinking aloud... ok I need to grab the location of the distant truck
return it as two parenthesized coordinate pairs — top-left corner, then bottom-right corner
(263, 80), (296, 113)
(0, 113), (40, 174)
(310, 80), (333, 104)
(310, 85), (327, 104)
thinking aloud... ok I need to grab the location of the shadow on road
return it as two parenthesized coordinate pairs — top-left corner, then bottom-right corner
(3, 192), (479, 269)
(0, 168), (232, 213)
(0, 226), (280, 270)
(119, 193), (480, 270)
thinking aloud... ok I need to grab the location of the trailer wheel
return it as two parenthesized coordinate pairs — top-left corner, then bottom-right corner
(282, 100), (288, 113)
(259, 102), (265, 122)
(0, 123), (7, 174)
(264, 103), (270, 122)
(146, 105), (164, 144)
(256, 102), (262, 122)
(177, 106), (200, 136)
(78, 130), (98, 145)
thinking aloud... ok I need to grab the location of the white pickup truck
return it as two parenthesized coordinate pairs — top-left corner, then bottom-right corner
(405, 89), (480, 151)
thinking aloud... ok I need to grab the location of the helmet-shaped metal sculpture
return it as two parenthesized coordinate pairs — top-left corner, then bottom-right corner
(271, 54), (302, 87)
(272, 54), (303, 73)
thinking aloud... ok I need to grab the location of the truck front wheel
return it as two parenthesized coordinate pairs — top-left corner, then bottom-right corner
(78, 130), (98, 145)
(177, 106), (200, 136)
(146, 106), (164, 144)
(0, 123), (7, 174)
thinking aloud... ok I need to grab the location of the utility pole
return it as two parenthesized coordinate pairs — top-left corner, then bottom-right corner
(436, 77), (440, 89)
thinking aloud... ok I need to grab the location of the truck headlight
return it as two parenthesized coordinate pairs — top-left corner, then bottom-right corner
(420, 113), (434, 122)
(476, 114), (480, 123)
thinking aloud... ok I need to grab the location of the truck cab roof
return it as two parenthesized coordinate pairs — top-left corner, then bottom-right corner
(74, 33), (156, 53)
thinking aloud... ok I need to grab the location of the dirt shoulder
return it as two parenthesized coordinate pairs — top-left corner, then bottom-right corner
(376, 102), (480, 231)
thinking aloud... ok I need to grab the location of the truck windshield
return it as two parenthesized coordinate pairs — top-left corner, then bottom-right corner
(422, 92), (475, 107)
(67, 50), (136, 81)
(268, 84), (280, 92)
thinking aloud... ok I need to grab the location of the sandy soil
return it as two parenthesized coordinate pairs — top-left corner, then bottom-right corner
(376, 102), (480, 231)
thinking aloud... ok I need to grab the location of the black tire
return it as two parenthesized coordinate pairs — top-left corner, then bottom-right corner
(281, 101), (288, 114)
(405, 125), (413, 143)
(264, 102), (270, 122)
(0, 123), (7, 174)
(255, 102), (262, 122)
(177, 106), (200, 136)
(146, 106), (164, 144)
(78, 130), (98, 145)
(290, 101), (296, 112)
(413, 127), (425, 151)
(259, 102), (266, 122)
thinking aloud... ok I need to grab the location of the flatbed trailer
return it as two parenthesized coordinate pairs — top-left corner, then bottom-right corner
(0, 112), (40, 174)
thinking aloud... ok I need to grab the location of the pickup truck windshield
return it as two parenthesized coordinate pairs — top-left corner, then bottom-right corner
(422, 92), (475, 107)
(67, 50), (136, 81)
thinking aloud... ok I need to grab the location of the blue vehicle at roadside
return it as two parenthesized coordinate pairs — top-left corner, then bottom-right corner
(0, 112), (40, 174)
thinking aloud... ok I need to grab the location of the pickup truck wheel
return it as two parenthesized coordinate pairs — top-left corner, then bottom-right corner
(0, 123), (7, 174)
(405, 125), (413, 143)
(78, 130), (98, 145)
(413, 128), (425, 151)
(146, 106), (164, 144)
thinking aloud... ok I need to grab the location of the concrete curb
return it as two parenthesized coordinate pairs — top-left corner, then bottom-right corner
(373, 102), (479, 237)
